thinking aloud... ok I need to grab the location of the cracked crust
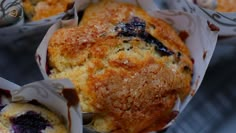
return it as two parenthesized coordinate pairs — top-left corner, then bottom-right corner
(48, 0), (193, 132)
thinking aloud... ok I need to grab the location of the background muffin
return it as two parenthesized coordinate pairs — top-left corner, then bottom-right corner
(23, 0), (73, 21)
(0, 103), (68, 133)
(215, 0), (236, 12)
(48, 0), (193, 132)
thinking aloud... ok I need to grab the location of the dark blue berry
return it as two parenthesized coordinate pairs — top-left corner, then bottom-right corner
(10, 111), (52, 133)
(115, 17), (173, 56)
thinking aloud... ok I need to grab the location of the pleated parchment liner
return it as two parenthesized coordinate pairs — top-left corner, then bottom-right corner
(0, 77), (83, 133)
(167, 0), (236, 36)
(35, 0), (219, 132)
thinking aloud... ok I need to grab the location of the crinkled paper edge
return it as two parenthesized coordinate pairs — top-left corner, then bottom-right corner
(167, 0), (236, 36)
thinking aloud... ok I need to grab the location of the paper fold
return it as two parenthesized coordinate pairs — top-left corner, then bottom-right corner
(167, 0), (236, 36)
(0, 78), (83, 133)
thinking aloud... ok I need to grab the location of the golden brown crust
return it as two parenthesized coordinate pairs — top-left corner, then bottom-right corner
(48, 0), (193, 132)
(216, 0), (236, 12)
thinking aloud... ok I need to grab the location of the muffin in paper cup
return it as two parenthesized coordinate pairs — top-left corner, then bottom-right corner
(0, 0), (74, 51)
(166, 0), (236, 36)
(0, 77), (83, 133)
(35, 0), (218, 132)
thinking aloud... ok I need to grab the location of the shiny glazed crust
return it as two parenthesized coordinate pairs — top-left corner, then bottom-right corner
(0, 103), (68, 133)
(23, 0), (73, 21)
(48, 0), (193, 132)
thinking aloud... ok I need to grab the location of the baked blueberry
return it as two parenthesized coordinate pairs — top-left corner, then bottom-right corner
(0, 103), (68, 133)
(10, 111), (51, 133)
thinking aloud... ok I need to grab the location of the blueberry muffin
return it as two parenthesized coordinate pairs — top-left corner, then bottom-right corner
(0, 103), (68, 133)
(22, 0), (73, 21)
(47, 0), (193, 132)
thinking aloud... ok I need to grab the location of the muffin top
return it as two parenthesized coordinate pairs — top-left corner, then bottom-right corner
(0, 103), (68, 133)
(48, 0), (193, 132)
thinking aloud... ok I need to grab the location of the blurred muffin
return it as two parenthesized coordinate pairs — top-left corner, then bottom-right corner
(48, 0), (193, 132)
(216, 0), (236, 12)
(22, 0), (73, 21)
(0, 103), (68, 133)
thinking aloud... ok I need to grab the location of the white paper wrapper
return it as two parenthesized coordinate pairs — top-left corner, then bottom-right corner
(167, 0), (236, 36)
(35, 0), (218, 131)
(0, 77), (83, 133)
(0, 0), (24, 27)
